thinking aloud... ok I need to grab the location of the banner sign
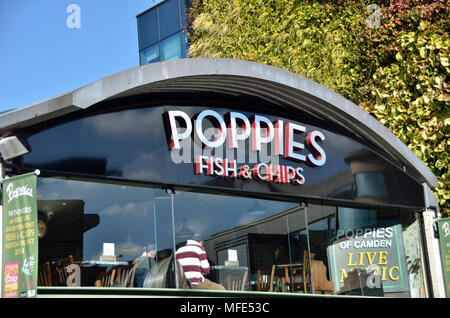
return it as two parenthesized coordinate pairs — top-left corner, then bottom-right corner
(21, 105), (426, 208)
(437, 217), (450, 297)
(327, 223), (408, 294)
(2, 172), (38, 298)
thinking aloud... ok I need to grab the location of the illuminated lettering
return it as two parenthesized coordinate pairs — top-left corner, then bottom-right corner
(195, 110), (227, 148)
(284, 122), (306, 162)
(251, 115), (274, 152)
(227, 112), (251, 149)
(166, 110), (192, 150)
(306, 131), (326, 166)
(165, 109), (327, 187)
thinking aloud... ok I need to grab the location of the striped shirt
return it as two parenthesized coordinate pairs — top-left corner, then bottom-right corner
(175, 240), (210, 285)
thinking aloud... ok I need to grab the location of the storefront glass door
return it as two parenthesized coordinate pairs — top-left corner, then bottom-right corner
(171, 190), (308, 293)
(36, 177), (310, 293)
(35, 177), (427, 297)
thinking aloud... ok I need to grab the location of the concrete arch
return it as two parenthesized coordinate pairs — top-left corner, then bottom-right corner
(0, 58), (437, 189)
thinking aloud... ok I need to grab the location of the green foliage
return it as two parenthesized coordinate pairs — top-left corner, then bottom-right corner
(369, 22), (449, 215)
(188, 0), (450, 216)
(189, 0), (374, 103)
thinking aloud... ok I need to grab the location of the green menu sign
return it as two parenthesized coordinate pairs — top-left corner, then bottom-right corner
(327, 223), (408, 294)
(2, 172), (38, 298)
(438, 217), (450, 298)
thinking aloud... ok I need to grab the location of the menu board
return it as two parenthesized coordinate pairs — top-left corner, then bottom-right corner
(2, 172), (38, 298)
(327, 223), (409, 294)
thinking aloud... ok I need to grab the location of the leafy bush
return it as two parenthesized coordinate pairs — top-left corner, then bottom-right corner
(188, 0), (449, 216)
(189, 0), (375, 103)
(369, 22), (449, 214)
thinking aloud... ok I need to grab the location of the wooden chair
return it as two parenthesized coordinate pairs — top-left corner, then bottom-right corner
(38, 262), (52, 286)
(114, 264), (137, 287)
(55, 255), (74, 286)
(270, 267), (288, 292)
(141, 255), (190, 289)
(270, 263), (304, 293)
(303, 251), (334, 294)
(302, 251), (309, 292)
(256, 267), (275, 292)
(225, 271), (248, 291)
(311, 259), (335, 294)
(100, 268), (116, 287)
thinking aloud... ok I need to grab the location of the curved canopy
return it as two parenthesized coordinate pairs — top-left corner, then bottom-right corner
(0, 58), (437, 189)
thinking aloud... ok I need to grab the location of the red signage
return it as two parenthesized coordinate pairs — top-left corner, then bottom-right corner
(164, 109), (326, 185)
(194, 156), (305, 185)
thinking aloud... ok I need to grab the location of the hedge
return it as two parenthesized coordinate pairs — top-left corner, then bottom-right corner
(188, 0), (449, 216)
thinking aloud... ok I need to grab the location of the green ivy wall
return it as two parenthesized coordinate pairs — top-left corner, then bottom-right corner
(187, 0), (449, 216)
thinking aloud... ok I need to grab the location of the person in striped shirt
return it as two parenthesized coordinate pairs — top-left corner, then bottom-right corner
(175, 239), (225, 290)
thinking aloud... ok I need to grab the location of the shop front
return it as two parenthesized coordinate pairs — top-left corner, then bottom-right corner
(0, 58), (443, 297)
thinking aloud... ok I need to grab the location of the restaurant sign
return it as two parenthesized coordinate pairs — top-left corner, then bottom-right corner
(437, 217), (450, 297)
(327, 223), (408, 294)
(1, 172), (38, 298)
(164, 109), (326, 186)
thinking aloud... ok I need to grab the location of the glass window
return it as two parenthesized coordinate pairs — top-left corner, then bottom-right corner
(36, 177), (312, 294)
(179, 0), (191, 29)
(158, 0), (181, 40)
(172, 191), (305, 292)
(140, 43), (160, 65)
(160, 32), (182, 61)
(181, 29), (188, 58)
(35, 176), (428, 297)
(22, 105), (425, 209)
(354, 172), (389, 200)
(179, 0), (187, 29)
(37, 178), (174, 288)
(305, 205), (429, 298)
(137, 9), (159, 50)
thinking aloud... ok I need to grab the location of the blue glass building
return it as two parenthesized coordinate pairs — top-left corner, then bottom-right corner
(137, 0), (190, 65)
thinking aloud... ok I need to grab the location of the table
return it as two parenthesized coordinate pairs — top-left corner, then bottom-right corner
(211, 265), (248, 271)
(82, 260), (129, 266)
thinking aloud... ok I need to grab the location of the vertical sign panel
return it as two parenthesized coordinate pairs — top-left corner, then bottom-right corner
(327, 223), (409, 294)
(437, 218), (450, 298)
(1, 172), (38, 298)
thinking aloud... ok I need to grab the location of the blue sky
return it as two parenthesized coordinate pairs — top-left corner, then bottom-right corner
(0, 0), (163, 112)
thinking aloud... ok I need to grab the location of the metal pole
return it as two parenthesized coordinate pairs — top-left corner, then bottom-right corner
(170, 191), (179, 289)
(153, 201), (158, 264)
(304, 203), (314, 294)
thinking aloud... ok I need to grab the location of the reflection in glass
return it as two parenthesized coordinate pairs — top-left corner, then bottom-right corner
(36, 177), (311, 293)
(172, 191), (308, 292)
(181, 29), (188, 58)
(161, 32), (182, 61)
(337, 207), (377, 233)
(354, 172), (389, 199)
(23, 105), (425, 208)
(158, 0), (181, 39)
(140, 43), (160, 65)
(306, 205), (428, 298)
(179, 0), (189, 29)
(137, 9), (159, 50)
(35, 176), (427, 297)
(36, 178), (172, 287)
